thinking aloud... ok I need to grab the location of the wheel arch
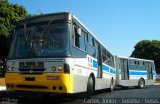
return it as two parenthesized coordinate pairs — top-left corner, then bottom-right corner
(89, 73), (95, 90)
(111, 76), (115, 85)
(139, 77), (145, 85)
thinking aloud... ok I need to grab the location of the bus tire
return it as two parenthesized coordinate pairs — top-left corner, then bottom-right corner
(138, 79), (145, 89)
(108, 78), (114, 92)
(85, 77), (94, 99)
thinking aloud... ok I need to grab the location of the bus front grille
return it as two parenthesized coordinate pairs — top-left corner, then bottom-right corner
(18, 68), (46, 74)
(19, 61), (44, 67)
(19, 61), (45, 74)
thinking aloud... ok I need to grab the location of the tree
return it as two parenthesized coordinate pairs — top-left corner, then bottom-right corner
(131, 40), (160, 74)
(0, 0), (30, 76)
(0, 0), (29, 61)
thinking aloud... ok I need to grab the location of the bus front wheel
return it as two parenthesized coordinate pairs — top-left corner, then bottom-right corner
(85, 77), (94, 98)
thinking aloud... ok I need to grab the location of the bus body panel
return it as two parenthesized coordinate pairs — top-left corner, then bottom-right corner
(5, 72), (74, 93)
(72, 55), (116, 92)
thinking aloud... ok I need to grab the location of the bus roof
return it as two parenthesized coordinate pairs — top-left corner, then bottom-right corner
(117, 56), (154, 62)
(20, 12), (71, 21)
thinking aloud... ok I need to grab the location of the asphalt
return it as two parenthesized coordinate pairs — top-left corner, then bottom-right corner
(0, 85), (160, 104)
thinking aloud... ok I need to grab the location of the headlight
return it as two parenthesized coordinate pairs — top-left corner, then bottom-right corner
(57, 65), (63, 71)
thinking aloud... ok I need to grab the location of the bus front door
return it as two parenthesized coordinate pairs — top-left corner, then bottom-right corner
(97, 44), (103, 78)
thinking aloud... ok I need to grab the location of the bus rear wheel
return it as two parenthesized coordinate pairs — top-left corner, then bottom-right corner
(138, 79), (145, 89)
(85, 77), (94, 99)
(108, 79), (114, 92)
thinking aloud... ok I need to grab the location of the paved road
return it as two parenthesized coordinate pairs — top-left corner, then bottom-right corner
(0, 85), (160, 104)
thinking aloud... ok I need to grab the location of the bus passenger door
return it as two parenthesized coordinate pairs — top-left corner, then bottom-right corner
(97, 44), (102, 78)
(146, 62), (153, 80)
(120, 59), (129, 80)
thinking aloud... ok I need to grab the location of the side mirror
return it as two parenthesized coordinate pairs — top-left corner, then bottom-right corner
(77, 28), (81, 37)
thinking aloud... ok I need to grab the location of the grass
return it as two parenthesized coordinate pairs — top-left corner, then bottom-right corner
(0, 78), (5, 86)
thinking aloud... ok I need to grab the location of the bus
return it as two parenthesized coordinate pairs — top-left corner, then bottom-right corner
(115, 56), (156, 88)
(5, 12), (116, 98)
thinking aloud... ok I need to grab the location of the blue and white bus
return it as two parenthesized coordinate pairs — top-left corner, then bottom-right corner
(5, 12), (156, 98)
(115, 56), (156, 88)
(5, 12), (116, 98)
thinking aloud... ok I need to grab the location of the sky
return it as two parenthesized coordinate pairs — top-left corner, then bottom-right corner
(9, 0), (160, 56)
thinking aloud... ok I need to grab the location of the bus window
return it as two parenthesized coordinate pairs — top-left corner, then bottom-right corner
(74, 27), (86, 51)
(139, 61), (143, 65)
(9, 22), (70, 58)
(87, 34), (92, 45)
(102, 48), (107, 63)
(92, 38), (95, 47)
(102, 47), (114, 67)
(95, 41), (98, 59)
(87, 34), (96, 58)
(87, 44), (96, 58)
(129, 60), (135, 65)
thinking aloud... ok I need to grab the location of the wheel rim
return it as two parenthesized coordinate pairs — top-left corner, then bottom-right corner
(140, 80), (144, 88)
(110, 79), (114, 91)
(86, 77), (93, 98)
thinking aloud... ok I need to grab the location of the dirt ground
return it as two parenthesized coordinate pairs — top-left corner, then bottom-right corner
(156, 80), (160, 83)
(0, 78), (5, 86)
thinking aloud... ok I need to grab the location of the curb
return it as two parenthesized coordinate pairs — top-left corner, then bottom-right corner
(155, 83), (160, 85)
(0, 86), (6, 91)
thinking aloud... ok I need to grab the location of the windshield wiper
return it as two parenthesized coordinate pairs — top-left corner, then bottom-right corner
(24, 24), (27, 41)
(29, 19), (55, 57)
(40, 19), (55, 38)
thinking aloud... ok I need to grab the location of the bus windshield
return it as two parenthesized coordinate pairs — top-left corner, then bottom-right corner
(8, 22), (70, 59)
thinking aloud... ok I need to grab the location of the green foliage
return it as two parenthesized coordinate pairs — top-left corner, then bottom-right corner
(0, 0), (28, 36)
(131, 40), (160, 74)
(0, 0), (29, 61)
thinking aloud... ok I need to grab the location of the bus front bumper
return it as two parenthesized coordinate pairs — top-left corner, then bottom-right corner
(5, 73), (74, 93)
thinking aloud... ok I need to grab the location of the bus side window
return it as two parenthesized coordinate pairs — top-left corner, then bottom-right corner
(102, 48), (107, 63)
(95, 41), (98, 59)
(87, 34), (96, 58)
(129, 60), (137, 70)
(74, 26), (86, 51)
(139, 61), (145, 70)
(88, 34), (92, 45)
